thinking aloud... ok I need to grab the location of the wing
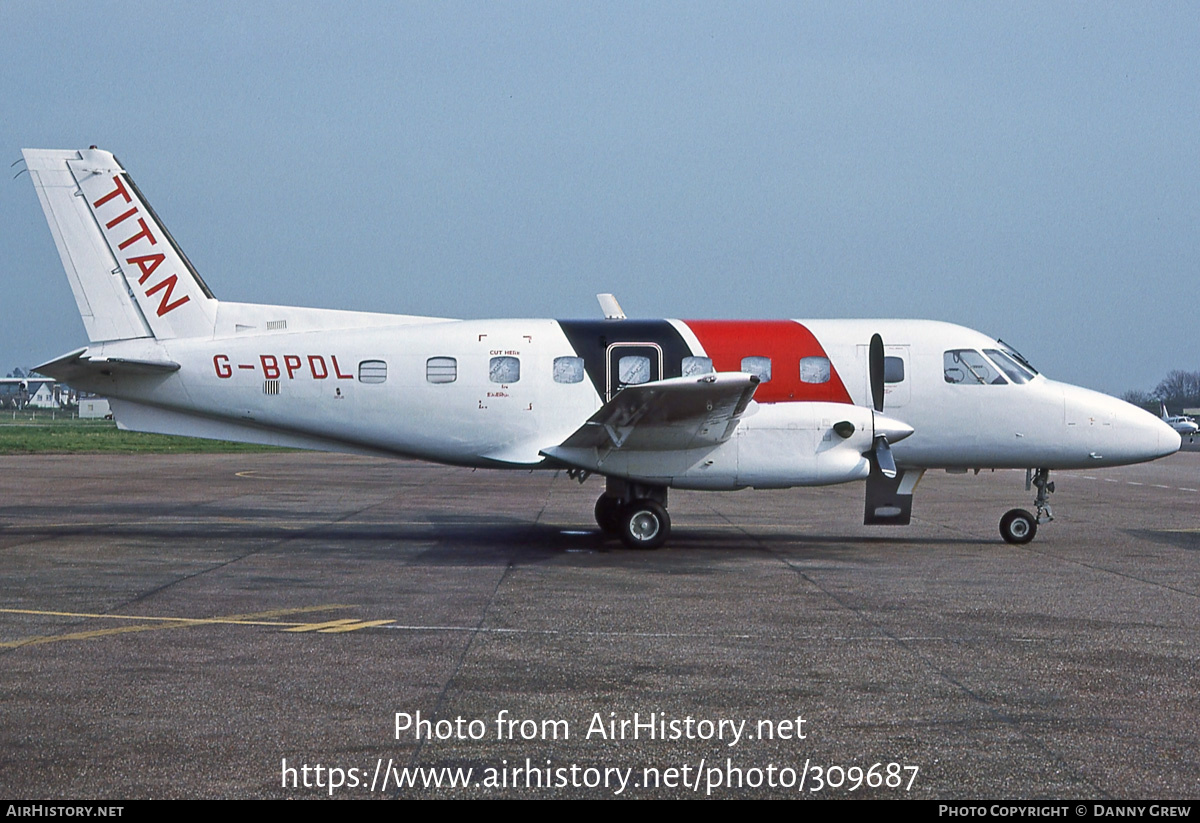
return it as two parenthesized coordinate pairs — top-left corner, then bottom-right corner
(543, 372), (759, 459)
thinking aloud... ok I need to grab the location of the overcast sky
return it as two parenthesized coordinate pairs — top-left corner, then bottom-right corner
(2, 2), (1197, 395)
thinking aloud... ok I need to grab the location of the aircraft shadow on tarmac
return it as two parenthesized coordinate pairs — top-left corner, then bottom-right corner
(2, 500), (999, 566)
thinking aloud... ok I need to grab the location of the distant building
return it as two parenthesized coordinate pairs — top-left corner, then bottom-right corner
(1, 378), (85, 411)
(78, 396), (112, 419)
(27, 381), (60, 409)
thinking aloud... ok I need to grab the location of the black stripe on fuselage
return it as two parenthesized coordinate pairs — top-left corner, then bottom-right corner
(556, 320), (693, 398)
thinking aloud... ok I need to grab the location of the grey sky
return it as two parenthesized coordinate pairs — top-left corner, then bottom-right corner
(2, 2), (1196, 394)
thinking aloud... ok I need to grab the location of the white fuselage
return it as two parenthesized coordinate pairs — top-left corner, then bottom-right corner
(62, 306), (1179, 492)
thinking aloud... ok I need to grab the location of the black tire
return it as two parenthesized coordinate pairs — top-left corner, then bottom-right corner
(619, 500), (671, 550)
(594, 494), (624, 535)
(999, 508), (1037, 544)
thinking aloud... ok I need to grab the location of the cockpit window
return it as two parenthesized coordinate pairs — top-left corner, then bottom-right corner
(984, 349), (1034, 384)
(996, 339), (1039, 376)
(944, 350), (1007, 385)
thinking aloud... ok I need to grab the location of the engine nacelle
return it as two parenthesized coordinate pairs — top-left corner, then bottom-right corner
(550, 401), (911, 492)
(729, 401), (876, 489)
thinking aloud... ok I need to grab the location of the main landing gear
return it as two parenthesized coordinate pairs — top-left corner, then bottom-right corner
(594, 479), (671, 550)
(999, 468), (1054, 545)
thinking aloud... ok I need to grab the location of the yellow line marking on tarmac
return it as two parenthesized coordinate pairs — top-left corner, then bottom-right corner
(283, 618), (362, 633)
(1, 605), (352, 624)
(0, 604), (395, 648)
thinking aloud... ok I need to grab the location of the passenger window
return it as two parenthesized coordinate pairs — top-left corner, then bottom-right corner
(553, 356), (585, 384)
(619, 355), (651, 385)
(358, 360), (387, 384)
(883, 356), (905, 384)
(489, 356), (520, 384)
(799, 356), (830, 384)
(741, 356), (772, 383)
(682, 356), (714, 377)
(944, 350), (1006, 385)
(426, 357), (457, 384)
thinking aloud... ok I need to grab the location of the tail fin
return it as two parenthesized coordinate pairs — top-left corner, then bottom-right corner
(1161, 401), (1169, 421)
(22, 148), (217, 341)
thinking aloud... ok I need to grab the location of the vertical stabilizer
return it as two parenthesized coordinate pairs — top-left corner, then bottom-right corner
(22, 148), (218, 341)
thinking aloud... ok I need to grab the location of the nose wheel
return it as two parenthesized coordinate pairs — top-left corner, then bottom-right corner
(999, 508), (1037, 544)
(1001, 468), (1054, 544)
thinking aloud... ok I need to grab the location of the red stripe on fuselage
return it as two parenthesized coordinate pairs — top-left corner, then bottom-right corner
(683, 320), (853, 404)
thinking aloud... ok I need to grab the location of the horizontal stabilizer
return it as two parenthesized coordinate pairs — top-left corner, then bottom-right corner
(34, 348), (179, 382)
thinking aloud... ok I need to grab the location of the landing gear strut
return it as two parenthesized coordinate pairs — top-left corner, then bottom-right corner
(999, 468), (1054, 544)
(594, 478), (670, 549)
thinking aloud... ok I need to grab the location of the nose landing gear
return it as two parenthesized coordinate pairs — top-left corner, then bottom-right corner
(1000, 468), (1054, 544)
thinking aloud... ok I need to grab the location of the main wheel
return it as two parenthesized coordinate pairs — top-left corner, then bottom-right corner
(594, 494), (624, 535)
(619, 500), (671, 550)
(999, 508), (1037, 544)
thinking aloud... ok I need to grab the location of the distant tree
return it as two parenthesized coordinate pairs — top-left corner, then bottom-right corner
(7, 367), (25, 379)
(1120, 389), (1157, 412)
(1154, 370), (1200, 411)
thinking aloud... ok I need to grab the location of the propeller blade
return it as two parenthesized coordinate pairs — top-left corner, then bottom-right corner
(869, 333), (884, 413)
(873, 435), (897, 479)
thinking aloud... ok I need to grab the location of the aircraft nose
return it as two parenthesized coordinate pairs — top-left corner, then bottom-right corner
(1154, 415), (1182, 457)
(1062, 383), (1181, 466)
(1118, 401), (1181, 461)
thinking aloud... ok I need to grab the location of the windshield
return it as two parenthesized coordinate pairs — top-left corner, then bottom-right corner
(984, 349), (1035, 384)
(996, 339), (1039, 376)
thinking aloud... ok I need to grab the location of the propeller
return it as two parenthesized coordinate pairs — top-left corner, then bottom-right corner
(868, 333), (911, 479)
(869, 333), (884, 414)
(873, 433), (898, 479)
(833, 333), (914, 480)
